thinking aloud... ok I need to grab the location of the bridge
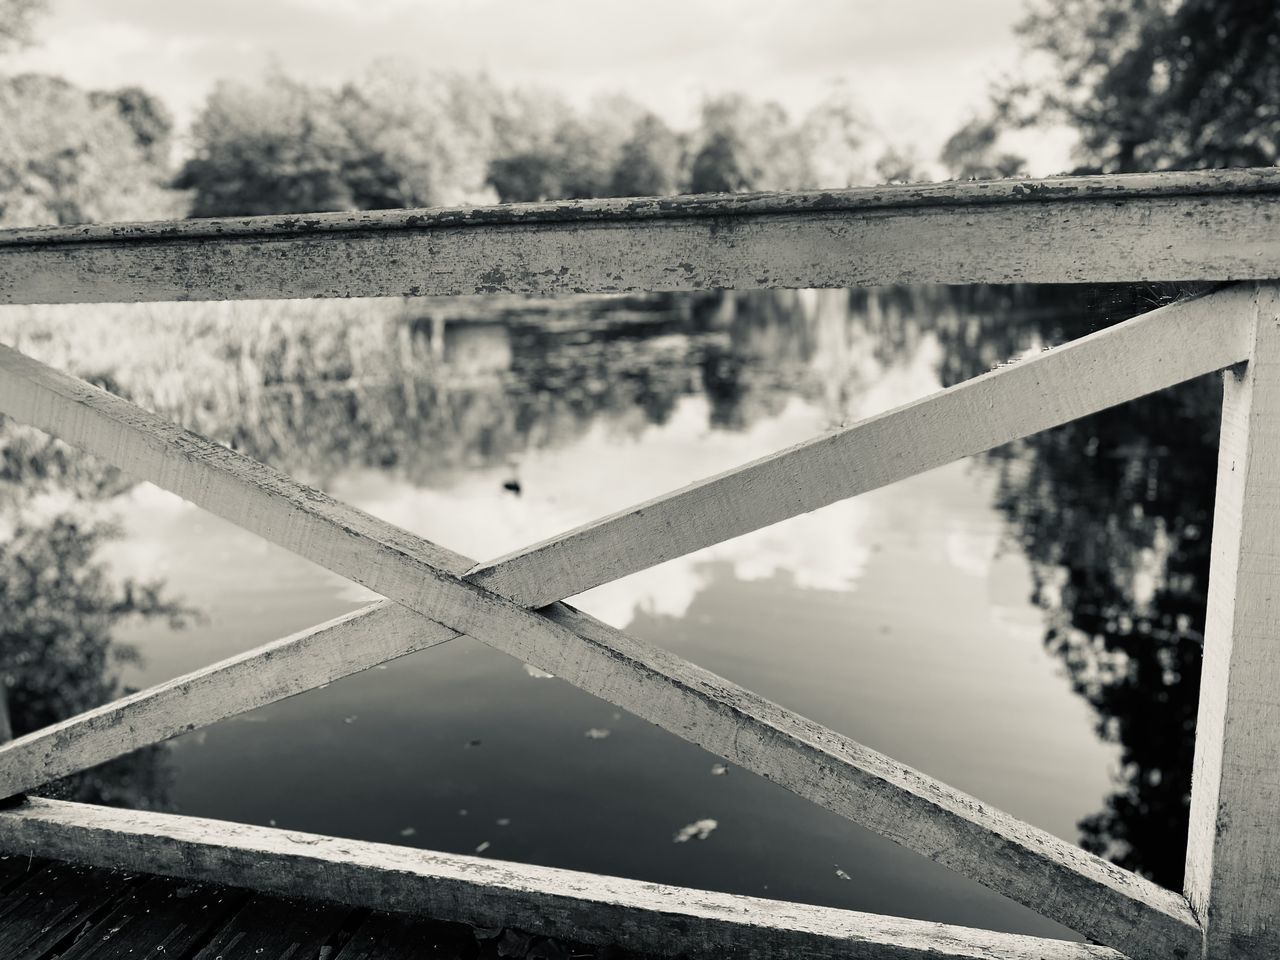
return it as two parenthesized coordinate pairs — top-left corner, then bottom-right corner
(0, 169), (1277, 959)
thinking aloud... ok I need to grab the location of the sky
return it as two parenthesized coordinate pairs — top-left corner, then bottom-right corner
(7, 0), (1075, 175)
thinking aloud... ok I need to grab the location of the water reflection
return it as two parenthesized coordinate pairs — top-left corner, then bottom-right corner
(966, 286), (1216, 890)
(0, 282), (1212, 918)
(0, 435), (191, 809)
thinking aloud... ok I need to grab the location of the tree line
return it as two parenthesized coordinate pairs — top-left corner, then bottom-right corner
(2, 0), (1279, 220)
(173, 69), (885, 217)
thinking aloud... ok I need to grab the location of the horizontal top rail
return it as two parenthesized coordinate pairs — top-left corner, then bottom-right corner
(4, 169), (1280, 303)
(1, 168), (1278, 247)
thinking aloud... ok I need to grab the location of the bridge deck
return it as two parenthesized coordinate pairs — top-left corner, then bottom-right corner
(0, 853), (631, 960)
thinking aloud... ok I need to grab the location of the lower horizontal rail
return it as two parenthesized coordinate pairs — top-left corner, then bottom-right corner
(0, 798), (1122, 960)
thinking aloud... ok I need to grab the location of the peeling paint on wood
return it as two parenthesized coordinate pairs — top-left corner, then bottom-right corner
(1185, 282), (1280, 960)
(3, 168), (1280, 245)
(2, 171), (1280, 302)
(0, 798), (1126, 960)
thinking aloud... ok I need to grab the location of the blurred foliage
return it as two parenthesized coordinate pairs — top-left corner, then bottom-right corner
(0, 483), (195, 809)
(176, 66), (502, 216)
(873, 144), (925, 184)
(0, 74), (183, 227)
(0, 0), (45, 54)
(939, 116), (1026, 180)
(177, 74), (881, 214)
(1000, 0), (1280, 172)
(0, 509), (192, 735)
(0, 1), (181, 227)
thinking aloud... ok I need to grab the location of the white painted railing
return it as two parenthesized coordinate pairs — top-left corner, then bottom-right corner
(1, 170), (1278, 960)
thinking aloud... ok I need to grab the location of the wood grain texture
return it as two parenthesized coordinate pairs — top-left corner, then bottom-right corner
(0, 798), (1125, 960)
(55, 875), (250, 960)
(190, 894), (352, 960)
(1185, 283), (1280, 959)
(0, 601), (452, 797)
(0, 858), (138, 958)
(5, 174), (1280, 303)
(0, 340), (1200, 958)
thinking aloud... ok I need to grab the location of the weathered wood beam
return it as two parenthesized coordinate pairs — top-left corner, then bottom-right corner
(471, 286), (1255, 606)
(1185, 283), (1280, 959)
(0, 798), (1124, 960)
(4, 170), (1280, 303)
(0, 342), (1201, 958)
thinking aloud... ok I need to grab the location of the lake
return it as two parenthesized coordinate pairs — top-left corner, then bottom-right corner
(0, 283), (1213, 940)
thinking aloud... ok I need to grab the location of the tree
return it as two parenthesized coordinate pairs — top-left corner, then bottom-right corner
(0, 0), (46, 54)
(1005, 0), (1280, 171)
(0, 73), (181, 227)
(798, 83), (872, 188)
(334, 64), (500, 209)
(874, 145), (925, 184)
(90, 86), (175, 165)
(609, 113), (684, 197)
(176, 74), (356, 217)
(939, 116), (1026, 180)
(487, 90), (650, 202)
(688, 94), (815, 194)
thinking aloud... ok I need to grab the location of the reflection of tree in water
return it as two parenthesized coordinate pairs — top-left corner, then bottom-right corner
(700, 282), (1214, 886)
(937, 284), (1216, 889)
(0, 424), (193, 810)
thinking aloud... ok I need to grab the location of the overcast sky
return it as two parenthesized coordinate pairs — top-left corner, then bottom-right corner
(8, 0), (1073, 174)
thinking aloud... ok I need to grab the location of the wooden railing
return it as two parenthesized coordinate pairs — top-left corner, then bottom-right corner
(0, 169), (1278, 960)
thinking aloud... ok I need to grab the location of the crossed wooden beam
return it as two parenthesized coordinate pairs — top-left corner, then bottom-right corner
(0, 284), (1256, 960)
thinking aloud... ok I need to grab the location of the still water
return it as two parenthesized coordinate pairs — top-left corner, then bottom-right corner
(0, 285), (1213, 940)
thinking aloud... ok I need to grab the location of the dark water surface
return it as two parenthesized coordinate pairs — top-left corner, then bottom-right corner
(0, 285), (1213, 939)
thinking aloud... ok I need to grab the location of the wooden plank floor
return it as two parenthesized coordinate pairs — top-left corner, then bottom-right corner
(0, 854), (650, 960)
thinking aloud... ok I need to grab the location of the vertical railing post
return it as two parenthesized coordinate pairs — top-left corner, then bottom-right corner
(1186, 282), (1280, 959)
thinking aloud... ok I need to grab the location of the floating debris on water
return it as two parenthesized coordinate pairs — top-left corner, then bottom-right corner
(343, 715), (357, 724)
(710, 763), (729, 776)
(399, 826), (417, 837)
(523, 663), (555, 679)
(496, 818), (511, 827)
(458, 809), (469, 817)
(465, 738), (482, 748)
(835, 865), (851, 880)
(673, 819), (718, 843)
(475, 840), (491, 854)
(584, 728), (611, 739)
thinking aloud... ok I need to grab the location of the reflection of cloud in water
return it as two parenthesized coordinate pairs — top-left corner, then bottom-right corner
(328, 337), (946, 629)
(944, 525), (999, 580)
